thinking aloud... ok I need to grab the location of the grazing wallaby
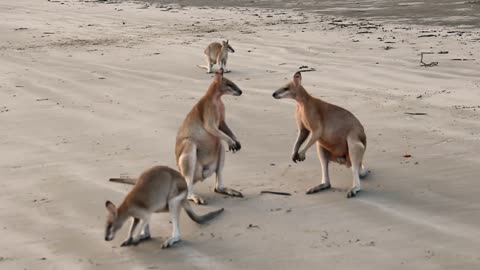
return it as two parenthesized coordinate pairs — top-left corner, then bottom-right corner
(198, 40), (235, 73)
(105, 166), (224, 249)
(175, 68), (242, 205)
(272, 72), (369, 198)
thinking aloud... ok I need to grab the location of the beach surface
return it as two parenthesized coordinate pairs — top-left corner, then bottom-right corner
(1, 0), (480, 269)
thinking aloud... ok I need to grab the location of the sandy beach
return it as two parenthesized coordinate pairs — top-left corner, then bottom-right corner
(1, 0), (480, 269)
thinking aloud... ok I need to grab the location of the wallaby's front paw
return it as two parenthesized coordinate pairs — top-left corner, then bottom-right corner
(187, 194), (207, 205)
(292, 152), (300, 163)
(228, 141), (241, 153)
(234, 141), (241, 151)
(215, 187), (243, 197)
(346, 187), (361, 198)
(161, 237), (181, 249)
(297, 151), (306, 162)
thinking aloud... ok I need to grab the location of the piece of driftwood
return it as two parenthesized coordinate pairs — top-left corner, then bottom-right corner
(404, 112), (428, 115)
(260, 191), (292, 196)
(298, 67), (316, 73)
(420, 52), (438, 67)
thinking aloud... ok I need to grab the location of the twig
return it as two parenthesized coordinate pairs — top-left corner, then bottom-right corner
(298, 68), (316, 73)
(451, 58), (476, 61)
(260, 190), (292, 196)
(420, 52), (438, 67)
(418, 34), (437, 38)
(404, 112), (428, 115)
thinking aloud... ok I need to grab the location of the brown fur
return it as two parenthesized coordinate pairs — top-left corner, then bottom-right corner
(273, 72), (369, 198)
(175, 69), (243, 205)
(200, 40), (235, 73)
(105, 166), (224, 249)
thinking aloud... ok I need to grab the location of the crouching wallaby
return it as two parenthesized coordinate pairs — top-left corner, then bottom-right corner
(198, 40), (235, 73)
(272, 72), (369, 198)
(105, 166), (224, 249)
(176, 68), (243, 205)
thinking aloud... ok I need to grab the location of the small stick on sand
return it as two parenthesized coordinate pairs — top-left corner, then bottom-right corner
(404, 112), (428, 115)
(260, 191), (292, 196)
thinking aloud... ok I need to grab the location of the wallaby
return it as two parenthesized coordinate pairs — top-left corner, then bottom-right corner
(175, 68), (242, 205)
(272, 72), (369, 198)
(105, 165), (224, 249)
(198, 40), (235, 73)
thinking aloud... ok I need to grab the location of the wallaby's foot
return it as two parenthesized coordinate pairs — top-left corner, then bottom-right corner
(121, 237), (137, 247)
(139, 234), (151, 242)
(161, 237), (181, 249)
(215, 187), (243, 198)
(306, 183), (331, 194)
(224, 69), (231, 73)
(359, 166), (369, 179)
(346, 187), (361, 198)
(187, 194), (206, 205)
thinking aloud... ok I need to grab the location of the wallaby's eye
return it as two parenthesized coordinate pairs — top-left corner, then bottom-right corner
(283, 87), (289, 91)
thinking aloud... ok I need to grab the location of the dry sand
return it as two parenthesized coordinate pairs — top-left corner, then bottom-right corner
(1, 0), (480, 269)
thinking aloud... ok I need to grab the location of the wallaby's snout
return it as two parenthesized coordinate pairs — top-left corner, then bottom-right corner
(272, 87), (289, 99)
(235, 89), (242, 96)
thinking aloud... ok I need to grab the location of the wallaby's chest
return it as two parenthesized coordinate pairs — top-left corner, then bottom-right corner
(297, 105), (318, 131)
(214, 101), (225, 124)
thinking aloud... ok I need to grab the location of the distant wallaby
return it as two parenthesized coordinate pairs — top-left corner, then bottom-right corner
(198, 40), (235, 73)
(272, 72), (369, 198)
(105, 166), (224, 249)
(175, 68), (243, 205)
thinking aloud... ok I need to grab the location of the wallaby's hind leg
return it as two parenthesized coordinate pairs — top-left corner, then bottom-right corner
(205, 55), (213, 73)
(222, 59), (231, 73)
(346, 136), (365, 198)
(139, 223), (151, 242)
(214, 144), (243, 197)
(162, 192), (184, 249)
(178, 140), (206, 205)
(306, 142), (332, 194)
(359, 163), (369, 178)
(218, 58), (225, 71)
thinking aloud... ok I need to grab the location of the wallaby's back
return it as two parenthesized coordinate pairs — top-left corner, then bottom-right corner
(205, 42), (222, 63)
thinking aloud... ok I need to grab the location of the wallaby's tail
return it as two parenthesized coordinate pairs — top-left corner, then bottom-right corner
(182, 200), (224, 224)
(196, 64), (208, 70)
(109, 178), (136, 185)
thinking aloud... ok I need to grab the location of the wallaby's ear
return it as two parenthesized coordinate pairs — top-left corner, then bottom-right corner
(293, 71), (302, 86)
(222, 40), (227, 45)
(215, 68), (224, 81)
(105, 200), (117, 215)
(226, 40), (229, 44)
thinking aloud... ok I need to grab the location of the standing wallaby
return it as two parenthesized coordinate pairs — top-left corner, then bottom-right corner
(272, 72), (369, 198)
(175, 68), (243, 205)
(105, 166), (224, 249)
(198, 40), (235, 73)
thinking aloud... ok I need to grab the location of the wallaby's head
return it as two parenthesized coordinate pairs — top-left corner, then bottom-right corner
(104, 200), (124, 241)
(223, 40), (235, 53)
(273, 71), (303, 100)
(213, 68), (242, 96)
